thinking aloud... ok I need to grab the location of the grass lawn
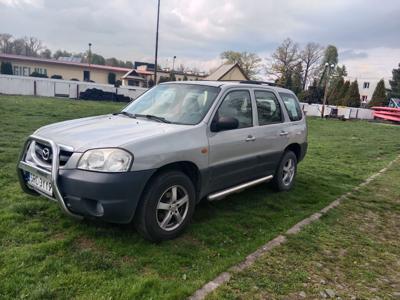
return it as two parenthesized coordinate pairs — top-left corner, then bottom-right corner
(207, 159), (400, 299)
(0, 95), (399, 299)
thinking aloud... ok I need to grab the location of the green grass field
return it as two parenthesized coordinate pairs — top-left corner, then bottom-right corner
(0, 95), (399, 299)
(208, 158), (400, 299)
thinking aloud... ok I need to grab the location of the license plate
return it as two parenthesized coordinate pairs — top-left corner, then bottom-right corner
(27, 173), (53, 196)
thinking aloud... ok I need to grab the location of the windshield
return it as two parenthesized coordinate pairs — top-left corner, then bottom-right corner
(123, 83), (220, 125)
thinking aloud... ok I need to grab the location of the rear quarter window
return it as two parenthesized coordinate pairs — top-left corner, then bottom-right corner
(279, 92), (303, 121)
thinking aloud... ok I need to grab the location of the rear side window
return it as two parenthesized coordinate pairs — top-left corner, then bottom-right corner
(254, 90), (282, 125)
(279, 92), (303, 121)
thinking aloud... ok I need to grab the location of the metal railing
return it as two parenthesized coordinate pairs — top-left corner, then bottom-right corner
(17, 135), (83, 219)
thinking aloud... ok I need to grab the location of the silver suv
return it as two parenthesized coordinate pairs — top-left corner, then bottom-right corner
(17, 81), (307, 241)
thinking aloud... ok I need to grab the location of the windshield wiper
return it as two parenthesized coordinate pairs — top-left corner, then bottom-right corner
(134, 114), (171, 123)
(113, 111), (137, 119)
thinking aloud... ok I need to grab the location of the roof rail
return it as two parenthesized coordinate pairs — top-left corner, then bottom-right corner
(239, 80), (283, 87)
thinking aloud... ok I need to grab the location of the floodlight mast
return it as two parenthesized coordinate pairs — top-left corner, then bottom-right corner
(154, 0), (161, 85)
(321, 63), (335, 118)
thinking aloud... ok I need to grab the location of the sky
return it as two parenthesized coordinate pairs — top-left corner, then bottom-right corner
(0, 0), (399, 79)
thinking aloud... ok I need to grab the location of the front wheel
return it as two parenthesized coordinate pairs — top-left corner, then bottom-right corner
(134, 171), (196, 242)
(272, 151), (297, 191)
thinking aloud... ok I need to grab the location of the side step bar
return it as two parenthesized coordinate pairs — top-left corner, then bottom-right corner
(207, 175), (273, 201)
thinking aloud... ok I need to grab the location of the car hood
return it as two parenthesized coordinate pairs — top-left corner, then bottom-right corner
(34, 114), (191, 152)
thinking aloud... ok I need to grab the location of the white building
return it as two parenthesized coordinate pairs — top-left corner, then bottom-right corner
(345, 77), (391, 104)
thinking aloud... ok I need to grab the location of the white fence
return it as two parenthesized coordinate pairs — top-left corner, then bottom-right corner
(0, 74), (376, 120)
(0, 74), (147, 100)
(300, 103), (374, 120)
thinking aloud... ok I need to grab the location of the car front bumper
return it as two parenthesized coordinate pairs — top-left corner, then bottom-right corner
(17, 135), (155, 224)
(57, 168), (154, 223)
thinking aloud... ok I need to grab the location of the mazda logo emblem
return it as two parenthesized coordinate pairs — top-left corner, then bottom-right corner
(42, 147), (50, 161)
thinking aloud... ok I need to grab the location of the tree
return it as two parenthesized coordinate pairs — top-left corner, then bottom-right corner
(307, 79), (323, 104)
(105, 57), (120, 67)
(53, 50), (73, 59)
(368, 79), (387, 107)
(326, 64), (347, 104)
(124, 61), (134, 68)
(88, 53), (105, 65)
(23, 36), (44, 57)
(291, 63), (303, 94)
(389, 63), (400, 99)
(0, 33), (14, 54)
(169, 71), (176, 81)
(337, 80), (350, 105)
(322, 45), (338, 66)
(343, 81), (360, 107)
(266, 38), (299, 83)
(11, 38), (26, 55)
(327, 77), (344, 105)
(177, 64), (186, 73)
(183, 74), (188, 81)
(0, 62), (13, 75)
(319, 45), (339, 87)
(299, 42), (323, 90)
(108, 72), (116, 84)
(39, 49), (52, 59)
(221, 50), (262, 79)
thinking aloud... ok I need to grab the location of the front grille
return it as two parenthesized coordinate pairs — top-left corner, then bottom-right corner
(33, 142), (72, 166)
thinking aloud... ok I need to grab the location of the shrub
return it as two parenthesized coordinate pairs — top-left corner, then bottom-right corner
(30, 72), (48, 78)
(114, 80), (122, 87)
(108, 72), (116, 84)
(158, 76), (170, 83)
(0, 62), (13, 75)
(51, 74), (63, 79)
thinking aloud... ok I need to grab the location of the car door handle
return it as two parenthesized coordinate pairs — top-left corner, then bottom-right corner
(245, 135), (256, 142)
(279, 131), (289, 136)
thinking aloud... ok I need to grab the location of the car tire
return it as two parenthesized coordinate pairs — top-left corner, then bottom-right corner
(134, 170), (196, 242)
(273, 151), (297, 191)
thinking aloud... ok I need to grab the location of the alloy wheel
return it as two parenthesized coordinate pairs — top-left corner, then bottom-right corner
(282, 158), (295, 186)
(156, 185), (189, 231)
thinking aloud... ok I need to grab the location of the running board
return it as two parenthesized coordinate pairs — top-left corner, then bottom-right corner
(207, 175), (273, 201)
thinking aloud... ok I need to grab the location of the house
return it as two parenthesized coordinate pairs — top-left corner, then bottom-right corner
(0, 53), (131, 84)
(345, 77), (391, 104)
(205, 63), (249, 81)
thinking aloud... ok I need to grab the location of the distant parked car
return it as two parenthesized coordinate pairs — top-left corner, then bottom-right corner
(17, 81), (307, 241)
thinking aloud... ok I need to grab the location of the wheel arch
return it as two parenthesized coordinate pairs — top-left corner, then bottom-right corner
(143, 161), (202, 202)
(284, 143), (301, 162)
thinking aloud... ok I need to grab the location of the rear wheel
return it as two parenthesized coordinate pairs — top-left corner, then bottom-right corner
(273, 151), (297, 191)
(134, 171), (195, 242)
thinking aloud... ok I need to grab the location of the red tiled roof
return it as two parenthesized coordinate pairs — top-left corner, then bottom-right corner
(0, 53), (132, 73)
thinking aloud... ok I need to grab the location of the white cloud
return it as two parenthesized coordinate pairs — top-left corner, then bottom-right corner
(0, 0), (42, 7)
(0, 0), (399, 76)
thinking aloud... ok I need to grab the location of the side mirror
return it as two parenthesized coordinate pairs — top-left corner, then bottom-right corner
(211, 116), (239, 132)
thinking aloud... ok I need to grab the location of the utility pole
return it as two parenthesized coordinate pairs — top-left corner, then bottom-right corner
(154, 0), (160, 85)
(88, 43), (92, 66)
(321, 63), (335, 118)
(172, 55), (176, 72)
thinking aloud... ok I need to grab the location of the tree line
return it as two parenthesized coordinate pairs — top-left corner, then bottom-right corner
(221, 39), (399, 108)
(0, 33), (133, 68)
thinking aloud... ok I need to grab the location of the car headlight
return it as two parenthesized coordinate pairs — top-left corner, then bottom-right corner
(78, 148), (133, 172)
